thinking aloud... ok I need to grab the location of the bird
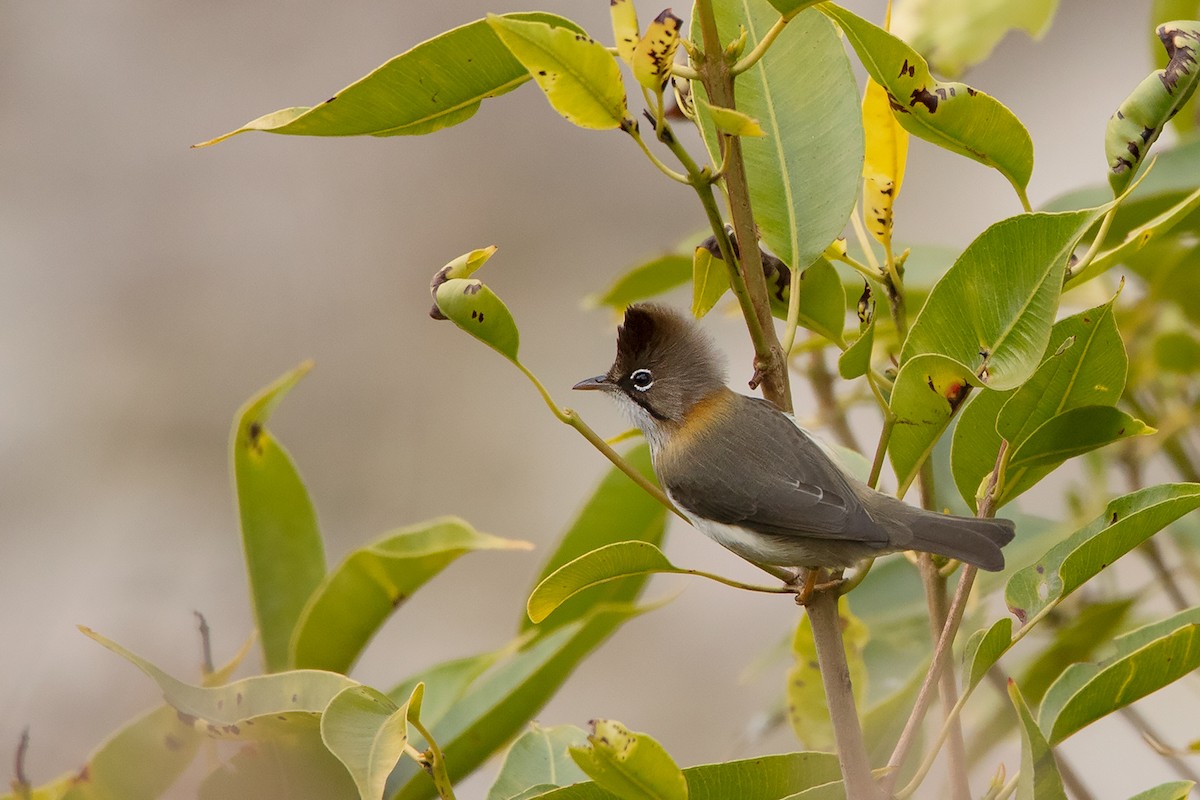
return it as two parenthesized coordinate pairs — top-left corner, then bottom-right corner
(573, 303), (1015, 589)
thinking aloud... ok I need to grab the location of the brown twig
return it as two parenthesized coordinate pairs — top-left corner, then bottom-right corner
(807, 584), (882, 800)
(919, 555), (970, 800)
(808, 350), (861, 452)
(194, 610), (213, 675)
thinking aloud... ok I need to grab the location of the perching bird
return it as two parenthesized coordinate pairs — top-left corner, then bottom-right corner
(573, 303), (1014, 578)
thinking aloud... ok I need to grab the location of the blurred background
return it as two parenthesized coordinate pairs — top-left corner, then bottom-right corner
(0, 0), (1179, 796)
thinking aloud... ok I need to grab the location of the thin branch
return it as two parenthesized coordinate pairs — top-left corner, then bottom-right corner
(13, 727), (30, 792)
(807, 586), (882, 800)
(919, 555), (970, 800)
(1120, 703), (1200, 785)
(808, 350), (861, 452)
(886, 442), (1008, 796)
(692, 0), (792, 411)
(194, 611), (214, 676)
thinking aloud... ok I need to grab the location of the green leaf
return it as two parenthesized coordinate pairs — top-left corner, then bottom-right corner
(887, 353), (977, 493)
(1020, 599), (1135, 706)
(837, 310), (875, 379)
(951, 296), (1126, 510)
(692, 245), (730, 319)
(895, 206), (1106, 490)
(694, 4), (863, 274)
(434, 277), (521, 363)
(961, 617), (1012, 691)
(387, 649), (505, 725)
(508, 752), (842, 800)
(788, 598), (868, 750)
(902, 208), (1107, 390)
(521, 444), (666, 631)
(321, 684), (419, 800)
(891, 0), (1060, 79)
(569, 720), (688, 800)
(528, 541), (682, 625)
(81, 626), (357, 735)
(1009, 680), (1067, 800)
(1068, 186), (1200, 288)
(1113, 605), (1200, 656)
(389, 607), (645, 800)
(996, 299), (1126, 444)
(1107, 21), (1200, 195)
(487, 15), (629, 130)
(949, 388), (1010, 513)
(788, 259), (847, 347)
(488, 724), (590, 800)
(1039, 621), (1200, 743)
(1004, 406), (1153, 470)
(195, 14), (586, 146)
(820, 4), (1034, 204)
(1128, 781), (1197, 800)
(1005, 484), (1200, 626)
(198, 725), (356, 800)
(586, 254), (693, 310)
(290, 517), (531, 672)
(231, 362), (326, 672)
(17, 706), (203, 800)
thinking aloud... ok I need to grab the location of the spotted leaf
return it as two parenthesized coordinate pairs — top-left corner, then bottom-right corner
(820, 4), (1034, 206)
(487, 15), (629, 130)
(1107, 20), (1200, 195)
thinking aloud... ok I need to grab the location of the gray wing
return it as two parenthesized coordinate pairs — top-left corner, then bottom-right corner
(664, 397), (890, 545)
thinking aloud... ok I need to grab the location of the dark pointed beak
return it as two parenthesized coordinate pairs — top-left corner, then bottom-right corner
(572, 375), (610, 391)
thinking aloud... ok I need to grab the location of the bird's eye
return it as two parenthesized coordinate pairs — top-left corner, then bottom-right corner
(630, 368), (654, 392)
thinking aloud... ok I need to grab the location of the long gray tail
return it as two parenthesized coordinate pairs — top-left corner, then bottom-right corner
(905, 513), (1015, 572)
(861, 489), (1016, 571)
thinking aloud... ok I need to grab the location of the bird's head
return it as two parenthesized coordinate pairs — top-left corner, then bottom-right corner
(574, 304), (727, 437)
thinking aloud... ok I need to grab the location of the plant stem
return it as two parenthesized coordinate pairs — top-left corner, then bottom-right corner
(868, 414), (895, 489)
(408, 716), (457, 800)
(692, 0), (792, 411)
(513, 360), (686, 521)
(886, 444), (1006, 796)
(806, 586), (882, 800)
(626, 124), (690, 184)
(919, 555), (970, 800)
(808, 349), (861, 452)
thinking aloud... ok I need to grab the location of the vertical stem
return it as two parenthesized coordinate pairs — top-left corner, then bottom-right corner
(808, 350), (861, 452)
(693, 0), (791, 411)
(807, 587), (882, 800)
(918, 556), (970, 800)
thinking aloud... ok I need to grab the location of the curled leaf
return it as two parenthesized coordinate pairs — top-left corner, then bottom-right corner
(1107, 21), (1200, 195)
(434, 277), (521, 363)
(430, 246), (498, 319)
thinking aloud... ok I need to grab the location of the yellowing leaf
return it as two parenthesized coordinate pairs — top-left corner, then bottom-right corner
(487, 15), (629, 131)
(632, 10), (683, 91)
(862, 77), (909, 246)
(694, 96), (766, 137)
(611, 0), (640, 65)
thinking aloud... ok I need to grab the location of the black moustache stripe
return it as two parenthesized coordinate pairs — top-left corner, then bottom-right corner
(628, 390), (670, 422)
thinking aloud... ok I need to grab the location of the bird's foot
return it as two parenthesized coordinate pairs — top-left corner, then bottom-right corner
(790, 568), (846, 605)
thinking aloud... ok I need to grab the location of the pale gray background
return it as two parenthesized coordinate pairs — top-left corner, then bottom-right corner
(1, 1), (1188, 797)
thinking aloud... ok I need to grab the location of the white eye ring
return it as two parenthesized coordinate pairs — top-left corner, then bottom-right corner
(630, 368), (654, 392)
